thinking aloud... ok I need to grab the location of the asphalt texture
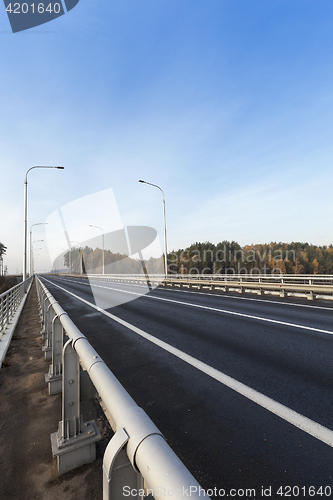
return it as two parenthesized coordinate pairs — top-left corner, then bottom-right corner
(38, 275), (333, 500)
(0, 280), (112, 500)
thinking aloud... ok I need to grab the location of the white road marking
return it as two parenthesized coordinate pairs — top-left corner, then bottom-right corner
(42, 276), (333, 448)
(54, 276), (333, 336)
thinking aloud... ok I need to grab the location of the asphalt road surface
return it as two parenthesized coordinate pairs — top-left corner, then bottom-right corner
(39, 274), (333, 500)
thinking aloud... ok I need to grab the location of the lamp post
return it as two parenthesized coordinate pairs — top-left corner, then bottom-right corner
(139, 180), (168, 275)
(29, 222), (48, 276)
(23, 166), (64, 281)
(88, 225), (104, 274)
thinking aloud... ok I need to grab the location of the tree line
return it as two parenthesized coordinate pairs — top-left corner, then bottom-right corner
(167, 241), (333, 275)
(63, 246), (163, 274)
(62, 241), (333, 275)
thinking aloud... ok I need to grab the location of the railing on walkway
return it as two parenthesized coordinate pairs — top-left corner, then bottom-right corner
(68, 273), (333, 301)
(36, 276), (208, 499)
(0, 276), (34, 366)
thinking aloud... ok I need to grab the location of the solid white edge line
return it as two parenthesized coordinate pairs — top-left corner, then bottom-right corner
(42, 276), (333, 448)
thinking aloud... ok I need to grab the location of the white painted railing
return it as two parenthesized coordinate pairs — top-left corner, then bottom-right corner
(66, 273), (333, 301)
(83, 273), (333, 284)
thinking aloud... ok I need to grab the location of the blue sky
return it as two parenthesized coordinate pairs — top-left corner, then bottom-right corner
(1, 0), (333, 273)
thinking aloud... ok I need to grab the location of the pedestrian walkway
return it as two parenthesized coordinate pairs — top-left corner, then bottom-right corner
(0, 280), (111, 500)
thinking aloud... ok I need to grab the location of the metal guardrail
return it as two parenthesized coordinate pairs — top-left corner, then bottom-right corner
(0, 276), (34, 366)
(36, 276), (207, 499)
(76, 273), (333, 301)
(83, 273), (333, 284)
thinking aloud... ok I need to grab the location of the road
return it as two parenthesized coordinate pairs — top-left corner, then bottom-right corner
(39, 274), (333, 499)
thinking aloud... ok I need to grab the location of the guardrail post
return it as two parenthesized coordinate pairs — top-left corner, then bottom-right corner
(40, 294), (50, 340)
(307, 291), (315, 301)
(6, 293), (10, 325)
(103, 428), (144, 500)
(45, 314), (63, 395)
(0, 296), (3, 332)
(37, 282), (43, 313)
(42, 303), (55, 360)
(51, 339), (101, 475)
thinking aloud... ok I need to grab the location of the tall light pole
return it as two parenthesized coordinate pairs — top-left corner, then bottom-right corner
(88, 225), (104, 274)
(29, 222), (48, 276)
(139, 180), (168, 275)
(23, 166), (64, 281)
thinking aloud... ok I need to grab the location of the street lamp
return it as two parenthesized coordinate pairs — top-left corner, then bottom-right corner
(23, 166), (64, 281)
(139, 180), (168, 275)
(88, 225), (104, 274)
(29, 222), (48, 276)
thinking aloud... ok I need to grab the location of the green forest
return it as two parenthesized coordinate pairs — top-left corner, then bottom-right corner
(63, 241), (333, 275)
(168, 241), (333, 275)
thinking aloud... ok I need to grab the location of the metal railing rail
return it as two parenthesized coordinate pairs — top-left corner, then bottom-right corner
(61, 273), (333, 301)
(64, 272), (333, 283)
(36, 276), (208, 499)
(0, 276), (34, 366)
